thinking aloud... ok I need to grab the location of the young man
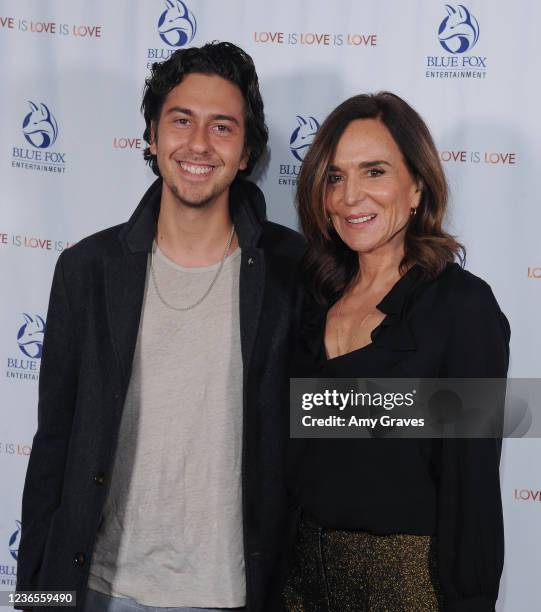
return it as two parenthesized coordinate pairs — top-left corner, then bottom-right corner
(16, 42), (304, 612)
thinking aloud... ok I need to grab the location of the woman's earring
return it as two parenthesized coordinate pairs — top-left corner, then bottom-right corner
(410, 207), (417, 217)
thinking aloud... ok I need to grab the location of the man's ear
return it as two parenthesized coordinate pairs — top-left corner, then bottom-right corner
(239, 148), (249, 172)
(149, 121), (158, 156)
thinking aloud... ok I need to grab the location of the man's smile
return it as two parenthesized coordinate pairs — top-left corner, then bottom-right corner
(177, 160), (217, 177)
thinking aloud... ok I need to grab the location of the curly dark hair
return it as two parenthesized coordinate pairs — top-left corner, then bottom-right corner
(141, 41), (268, 177)
(297, 92), (465, 305)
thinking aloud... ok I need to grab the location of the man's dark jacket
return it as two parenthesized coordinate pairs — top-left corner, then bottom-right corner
(16, 177), (305, 611)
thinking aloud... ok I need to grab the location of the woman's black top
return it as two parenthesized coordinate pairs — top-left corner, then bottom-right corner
(289, 263), (510, 612)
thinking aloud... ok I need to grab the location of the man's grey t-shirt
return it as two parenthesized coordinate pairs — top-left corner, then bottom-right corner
(88, 244), (245, 607)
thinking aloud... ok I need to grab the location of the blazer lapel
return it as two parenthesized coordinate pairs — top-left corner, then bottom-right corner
(230, 179), (266, 374)
(239, 247), (265, 373)
(103, 178), (160, 394)
(105, 253), (149, 393)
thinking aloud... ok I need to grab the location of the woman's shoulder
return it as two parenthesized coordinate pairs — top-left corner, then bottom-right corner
(431, 262), (500, 309)
(427, 263), (510, 338)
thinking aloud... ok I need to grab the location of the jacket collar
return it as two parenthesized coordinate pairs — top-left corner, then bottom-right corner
(374, 265), (425, 351)
(119, 176), (267, 254)
(376, 264), (423, 317)
(300, 266), (425, 367)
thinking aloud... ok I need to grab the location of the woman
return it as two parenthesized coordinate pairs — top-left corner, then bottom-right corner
(283, 93), (509, 611)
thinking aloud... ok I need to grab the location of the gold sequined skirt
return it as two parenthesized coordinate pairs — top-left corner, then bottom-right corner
(283, 516), (441, 612)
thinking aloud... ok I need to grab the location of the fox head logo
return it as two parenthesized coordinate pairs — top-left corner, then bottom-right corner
(438, 5), (480, 54)
(22, 102), (59, 149)
(9, 520), (21, 561)
(290, 116), (320, 162)
(17, 314), (46, 359)
(158, 0), (197, 48)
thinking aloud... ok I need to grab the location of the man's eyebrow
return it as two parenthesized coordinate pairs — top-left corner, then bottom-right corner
(328, 160), (392, 171)
(210, 114), (240, 126)
(164, 107), (240, 126)
(165, 106), (193, 116)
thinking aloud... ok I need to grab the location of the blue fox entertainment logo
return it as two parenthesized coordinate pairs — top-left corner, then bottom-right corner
(17, 314), (45, 359)
(22, 101), (59, 149)
(158, 0), (196, 48)
(438, 4), (479, 54)
(9, 520), (21, 561)
(290, 116), (320, 162)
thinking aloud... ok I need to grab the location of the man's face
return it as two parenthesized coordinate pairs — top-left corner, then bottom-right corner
(150, 72), (248, 210)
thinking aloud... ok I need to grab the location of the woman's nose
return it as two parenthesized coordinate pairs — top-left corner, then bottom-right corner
(343, 175), (367, 206)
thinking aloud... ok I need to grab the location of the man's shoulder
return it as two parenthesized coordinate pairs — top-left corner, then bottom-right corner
(260, 220), (305, 260)
(61, 223), (127, 265)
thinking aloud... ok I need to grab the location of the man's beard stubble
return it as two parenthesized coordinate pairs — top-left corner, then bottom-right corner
(170, 183), (215, 210)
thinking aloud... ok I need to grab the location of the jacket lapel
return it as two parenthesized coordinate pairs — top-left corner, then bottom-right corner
(230, 179), (267, 372)
(105, 253), (148, 393)
(239, 248), (265, 372)
(104, 179), (161, 393)
(375, 265), (421, 352)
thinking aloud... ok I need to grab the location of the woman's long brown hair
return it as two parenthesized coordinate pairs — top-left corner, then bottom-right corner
(297, 92), (465, 305)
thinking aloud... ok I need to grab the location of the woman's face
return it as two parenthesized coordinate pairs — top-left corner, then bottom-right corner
(326, 118), (420, 256)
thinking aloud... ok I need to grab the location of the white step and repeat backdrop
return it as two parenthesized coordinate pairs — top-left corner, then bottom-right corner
(1, 1), (539, 609)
